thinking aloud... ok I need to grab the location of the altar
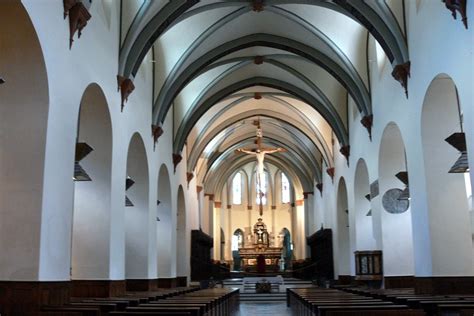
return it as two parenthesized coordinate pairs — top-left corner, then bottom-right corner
(238, 218), (283, 273)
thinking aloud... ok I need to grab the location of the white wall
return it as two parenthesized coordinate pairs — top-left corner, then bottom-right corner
(314, 0), (474, 280)
(1, 0), (471, 283)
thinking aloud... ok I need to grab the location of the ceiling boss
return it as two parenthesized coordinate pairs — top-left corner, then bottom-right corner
(236, 119), (286, 215)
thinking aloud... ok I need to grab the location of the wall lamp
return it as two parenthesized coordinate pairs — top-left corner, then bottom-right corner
(125, 176), (135, 207)
(73, 142), (93, 181)
(445, 132), (469, 173)
(396, 171), (410, 201)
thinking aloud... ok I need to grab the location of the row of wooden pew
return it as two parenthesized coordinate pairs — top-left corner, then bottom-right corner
(287, 287), (426, 316)
(341, 287), (474, 316)
(41, 287), (239, 316)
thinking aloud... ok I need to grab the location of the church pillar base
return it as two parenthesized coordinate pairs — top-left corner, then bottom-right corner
(0, 281), (70, 316)
(414, 276), (474, 294)
(126, 279), (159, 291)
(157, 277), (188, 288)
(71, 279), (126, 297)
(177, 276), (188, 287)
(384, 276), (414, 288)
(336, 275), (352, 285)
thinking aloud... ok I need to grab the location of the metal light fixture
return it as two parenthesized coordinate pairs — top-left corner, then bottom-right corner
(73, 142), (93, 181)
(398, 187), (410, 201)
(125, 176), (135, 207)
(365, 194), (372, 216)
(74, 163), (91, 181)
(449, 151), (469, 173)
(396, 171), (410, 201)
(125, 196), (134, 207)
(0, 77), (5, 84)
(445, 132), (469, 173)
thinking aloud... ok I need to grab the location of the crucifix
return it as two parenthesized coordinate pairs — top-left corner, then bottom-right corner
(236, 119), (286, 215)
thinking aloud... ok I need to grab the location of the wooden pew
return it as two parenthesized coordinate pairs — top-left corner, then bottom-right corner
(124, 306), (202, 316)
(417, 300), (474, 315)
(103, 287), (238, 316)
(109, 312), (192, 316)
(437, 304), (474, 316)
(81, 299), (130, 310)
(316, 305), (422, 316)
(41, 306), (101, 316)
(288, 288), (426, 316)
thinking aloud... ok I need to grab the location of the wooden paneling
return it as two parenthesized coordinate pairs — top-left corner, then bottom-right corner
(157, 277), (178, 288)
(0, 281), (70, 316)
(415, 276), (474, 294)
(177, 276), (188, 287)
(126, 279), (159, 291)
(190, 229), (213, 281)
(384, 276), (414, 288)
(306, 228), (334, 283)
(71, 280), (126, 297)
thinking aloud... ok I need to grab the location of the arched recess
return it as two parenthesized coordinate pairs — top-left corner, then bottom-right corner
(354, 159), (376, 251)
(220, 228), (226, 262)
(336, 177), (350, 278)
(421, 75), (474, 275)
(232, 229), (244, 271)
(378, 123), (414, 277)
(176, 185), (188, 278)
(125, 133), (150, 279)
(71, 84), (113, 279)
(280, 228), (292, 271)
(157, 164), (172, 277)
(0, 1), (49, 279)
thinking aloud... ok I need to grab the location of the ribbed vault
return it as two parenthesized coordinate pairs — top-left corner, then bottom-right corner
(116, 0), (410, 194)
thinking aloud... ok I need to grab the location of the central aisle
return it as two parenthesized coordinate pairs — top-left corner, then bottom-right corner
(236, 302), (292, 316)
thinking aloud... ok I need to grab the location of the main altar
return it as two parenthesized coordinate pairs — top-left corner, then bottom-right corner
(238, 218), (283, 273)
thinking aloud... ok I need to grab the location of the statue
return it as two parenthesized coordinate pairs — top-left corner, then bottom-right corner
(235, 119), (286, 215)
(253, 218), (269, 247)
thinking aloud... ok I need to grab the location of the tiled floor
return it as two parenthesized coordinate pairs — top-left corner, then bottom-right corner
(236, 302), (292, 316)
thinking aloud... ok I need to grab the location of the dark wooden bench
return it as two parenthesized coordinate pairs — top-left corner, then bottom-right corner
(69, 302), (118, 313)
(41, 306), (101, 316)
(437, 304), (474, 316)
(316, 304), (420, 316)
(288, 288), (426, 316)
(124, 306), (202, 316)
(109, 312), (192, 316)
(81, 299), (129, 310)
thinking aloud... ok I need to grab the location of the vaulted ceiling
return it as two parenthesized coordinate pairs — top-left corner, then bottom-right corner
(117, 0), (410, 193)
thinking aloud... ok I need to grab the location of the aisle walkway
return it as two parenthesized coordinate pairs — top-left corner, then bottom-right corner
(236, 302), (292, 316)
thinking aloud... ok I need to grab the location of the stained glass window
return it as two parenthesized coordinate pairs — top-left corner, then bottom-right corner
(281, 172), (290, 203)
(232, 172), (242, 205)
(256, 172), (267, 205)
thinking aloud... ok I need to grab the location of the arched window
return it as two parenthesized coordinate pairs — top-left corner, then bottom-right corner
(281, 172), (290, 203)
(232, 172), (242, 205)
(256, 172), (267, 205)
(231, 229), (244, 251)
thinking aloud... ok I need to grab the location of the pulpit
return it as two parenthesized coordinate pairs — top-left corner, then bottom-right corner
(238, 218), (283, 274)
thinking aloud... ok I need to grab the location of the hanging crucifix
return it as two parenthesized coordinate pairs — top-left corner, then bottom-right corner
(236, 119), (286, 215)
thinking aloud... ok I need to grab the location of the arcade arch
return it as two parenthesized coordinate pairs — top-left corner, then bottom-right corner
(157, 164), (172, 277)
(420, 75), (474, 275)
(125, 133), (150, 279)
(71, 84), (113, 280)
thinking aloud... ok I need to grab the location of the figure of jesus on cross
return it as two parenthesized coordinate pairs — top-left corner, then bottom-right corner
(236, 122), (286, 215)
